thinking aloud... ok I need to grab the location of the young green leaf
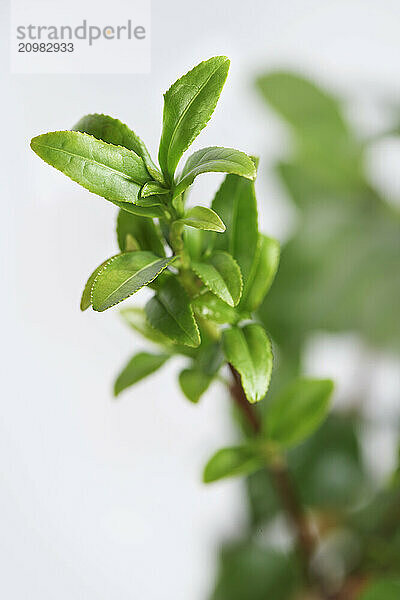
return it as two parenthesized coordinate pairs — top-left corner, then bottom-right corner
(116, 209), (165, 256)
(111, 199), (165, 218)
(223, 324), (273, 403)
(80, 258), (110, 311)
(114, 352), (170, 396)
(179, 368), (212, 403)
(192, 293), (240, 325)
(72, 113), (164, 183)
(158, 56), (230, 181)
(173, 147), (256, 198)
(31, 131), (152, 206)
(179, 206), (225, 232)
(203, 445), (263, 483)
(140, 181), (169, 198)
(192, 252), (242, 307)
(212, 169), (258, 284)
(145, 278), (200, 347)
(91, 252), (175, 312)
(266, 378), (334, 448)
(240, 235), (280, 312)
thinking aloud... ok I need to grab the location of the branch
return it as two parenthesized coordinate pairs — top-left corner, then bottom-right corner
(228, 365), (319, 589)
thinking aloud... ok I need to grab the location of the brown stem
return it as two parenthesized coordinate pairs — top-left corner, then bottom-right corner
(228, 364), (319, 590)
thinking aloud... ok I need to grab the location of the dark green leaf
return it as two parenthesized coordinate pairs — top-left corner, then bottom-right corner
(114, 352), (169, 396)
(240, 235), (280, 312)
(158, 56), (230, 181)
(31, 131), (151, 205)
(179, 206), (225, 232)
(91, 252), (174, 311)
(145, 278), (200, 347)
(203, 445), (263, 483)
(192, 251), (242, 306)
(223, 324), (273, 403)
(173, 147), (256, 198)
(212, 169), (258, 284)
(179, 368), (212, 403)
(192, 292), (240, 325)
(211, 542), (300, 600)
(72, 112), (164, 183)
(116, 209), (165, 256)
(266, 377), (334, 448)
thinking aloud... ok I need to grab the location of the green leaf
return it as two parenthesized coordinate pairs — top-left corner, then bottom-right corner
(192, 292), (240, 325)
(240, 235), (280, 312)
(145, 278), (200, 347)
(192, 251), (242, 306)
(116, 209), (165, 256)
(120, 307), (195, 356)
(222, 324), (273, 403)
(211, 542), (300, 600)
(72, 113), (164, 183)
(359, 578), (400, 600)
(179, 368), (212, 403)
(120, 307), (170, 345)
(173, 147), (256, 198)
(158, 56), (230, 181)
(91, 252), (175, 312)
(267, 378), (334, 448)
(111, 199), (165, 218)
(256, 72), (349, 143)
(140, 181), (169, 198)
(114, 352), (169, 396)
(80, 258), (110, 311)
(179, 206), (225, 232)
(212, 169), (258, 284)
(203, 445), (263, 483)
(30, 131), (151, 205)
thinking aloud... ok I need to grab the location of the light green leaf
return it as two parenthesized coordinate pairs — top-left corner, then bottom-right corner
(140, 181), (169, 198)
(240, 235), (280, 312)
(267, 378), (334, 448)
(180, 206), (225, 232)
(359, 578), (400, 600)
(91, 252), (175, 312)
(72, 112), (164, 183)
(31, 131), (151, 205)
(116, 209), (165, 256)
(256, 72), (349, 142)
(223, 324), (273, 403)
(212, 168), (258, 284)
(192, 293), (240, 325)
(179, 368), (212, 403)
(173, 147), (256, 198)
(80, 258), (110, 311)
(111, 199), (165, 218)
(192, 252), (242, 306)
(114, 352), (169, 396)
(145, 278), (200, 347)
(120, 307), (170, 345)
(158, 56), (230, 181)
(203, 445), (263, 483)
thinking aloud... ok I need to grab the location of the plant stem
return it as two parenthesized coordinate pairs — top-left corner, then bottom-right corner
(228, 364), (321, 593)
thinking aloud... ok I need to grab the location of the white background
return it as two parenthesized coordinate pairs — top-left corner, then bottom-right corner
(1, 1), (400, 599)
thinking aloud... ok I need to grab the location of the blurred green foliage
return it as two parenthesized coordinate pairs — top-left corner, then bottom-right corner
(210, 71), (400, 600)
